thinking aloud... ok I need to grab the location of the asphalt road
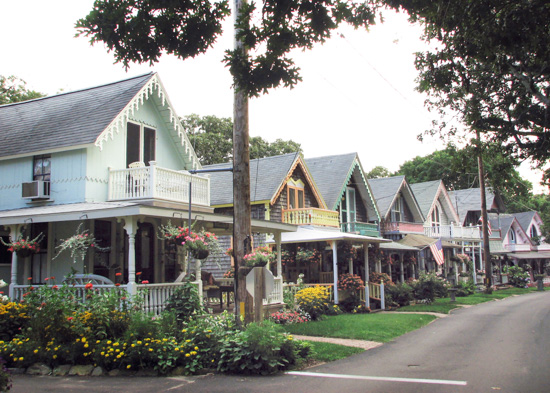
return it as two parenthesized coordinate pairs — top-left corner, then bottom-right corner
(12, 291), (550, 393)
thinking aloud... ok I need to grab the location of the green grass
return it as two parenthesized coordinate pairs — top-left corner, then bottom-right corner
(282, 313), (436, 343)
(397, 286), (545, 314)
(306, 341), (364, 362)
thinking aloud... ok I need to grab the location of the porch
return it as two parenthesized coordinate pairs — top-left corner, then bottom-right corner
(341, 221), (380, 237)
(282, 208), (339, 227)
(381, 221), (425, 234)
(424, 224), (482, 240)
(108, 162), (210, 206)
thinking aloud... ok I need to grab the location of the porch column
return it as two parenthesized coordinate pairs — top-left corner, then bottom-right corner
(123, 217), (138, 297)
(8, 225), (20, 299)
(399, 254), (404, 283)
(472, 244), (477, 283)
(364, 244), (370, 309)
(331, 241), (339, 304)
(479, 242), (483, 272)
(275, 232), (282, 277)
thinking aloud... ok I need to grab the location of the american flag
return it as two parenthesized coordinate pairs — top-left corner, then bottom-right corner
(429, 239), (444, 266)
(479, 216), (492, 235)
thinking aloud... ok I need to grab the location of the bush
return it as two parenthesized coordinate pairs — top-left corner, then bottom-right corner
(0, 357), (11, 392)
(294, 286), (331, 320)
(369, 272), (391, 284)
(0, 302), (28, 341)
(269, 311), (310, 324)
(455, 280), (475, 297)
(217, 322), (311, 375)
(164, 280), (204, 322)
(385, 282), (413, 307)
(504, 266), (531, 288)
(412, 273), (448, 303)
(338, 294), (362, 313)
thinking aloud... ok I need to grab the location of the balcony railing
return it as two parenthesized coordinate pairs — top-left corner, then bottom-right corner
(108, 163), (210, 206)
(381, 221), (425, 234)
(282, 208), (340, 227)
(505, 243), (531, 252)
(341, 221), (380, 237)
(424, 225), (482, 240)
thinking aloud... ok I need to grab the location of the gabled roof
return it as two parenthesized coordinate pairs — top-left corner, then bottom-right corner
(305, 152), (380, 221)
(489, 213), (531, 244)
(448, 187), (505, 225)
(512, 211), (538, 233)
(368, 176), (424, 222)
(205, 152), (326, 208)
(0, 73), (199, 168)
(410, 180), (460, 223)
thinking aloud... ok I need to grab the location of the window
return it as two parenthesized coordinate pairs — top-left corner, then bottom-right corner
(430, 203), (441, 227)
(509, 229), (516, 244)
(391, 195), (403, 222)
(287, 179), (305, 209)
(530, 225), (539, 238)
(33, 155), (51, 181)
(126, 122), (156, 167)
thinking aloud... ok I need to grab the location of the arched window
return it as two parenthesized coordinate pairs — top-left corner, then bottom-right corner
(509, 229), (516, 244)
(530, 225), (539, 238)
(430, 203), (441, 228)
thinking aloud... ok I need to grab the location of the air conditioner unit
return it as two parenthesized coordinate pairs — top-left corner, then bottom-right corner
(22, 180), (51, 200)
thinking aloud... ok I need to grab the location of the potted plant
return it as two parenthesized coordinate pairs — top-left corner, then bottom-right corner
(183, 230), (220, 260)
(54, 223), (109, 263)
(1, 233), (44, 258)
(295, 247), (321, 264)
(157, 221), (189, 247)
(243, 247), (274, 267)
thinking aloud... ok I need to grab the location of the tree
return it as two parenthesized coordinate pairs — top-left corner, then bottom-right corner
(182, 114), (302, 165)
(0, 75), (44, 105)
(384, 0), (550, 183)
(366, 166), (391, 179)
(395, 142), (534, 213)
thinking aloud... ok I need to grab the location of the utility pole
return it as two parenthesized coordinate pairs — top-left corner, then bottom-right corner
(477, 131), (492, 293)
(233, 0), (252, 327)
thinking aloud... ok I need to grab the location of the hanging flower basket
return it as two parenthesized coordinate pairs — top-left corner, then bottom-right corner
(16, 248), (33, 258)
(1, 233), (44, 259)
(54, 223), (110, 263)
(243, 247), (274, 267)
(192, 249), (210, 260)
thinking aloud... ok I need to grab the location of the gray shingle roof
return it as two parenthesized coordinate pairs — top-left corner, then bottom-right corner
(305, 153), (357, 210)
(205, 152), (301, 206)
(367, 176), (406, 218)
(512, 211), (537, 233)
(410, 180), (442, 218)
(448, 187), (503, 224)
(0, 73), (154, 159)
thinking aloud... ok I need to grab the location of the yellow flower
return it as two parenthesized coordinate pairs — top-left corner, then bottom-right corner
(175, 347), (180, 351)
(194, 346), (199, 350)
(33, 349), (38, 354)
(107, 340), (112, 344)
(127, 365), (131, 369)
(18, 357), (24, 361)
(81, 337), (86, 343)
(84, 344), (89, 348)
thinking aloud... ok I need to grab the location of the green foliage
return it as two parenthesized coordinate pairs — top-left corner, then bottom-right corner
(455, 280), (475, 297)
(294, 286), (331, 320)
(0, 357), (11, 392)
(164, 280), (204, 322)
(306, 341), (364, 362)
(503, 265), (531, 288)
(0, 75), (44, 105)
(385, 282), (413, 307)
(411, 273), (448, 303)
(366, 165), (391, 179)
(217, 322), (310, 375)
(369, 271), (391, 284)
(0, 302), (28, 341)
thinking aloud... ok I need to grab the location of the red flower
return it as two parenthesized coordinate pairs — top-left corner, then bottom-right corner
(115, 283), (120, 287)
(136, 272), (142, 276)
(44, 277), (49, 281)
(142, 280), (149, 284)
(52, 285), (58, 290)
(67, 317), (74, 321)
(85, 283), (93, 290)
(27, 277), (32, 281)
(115, 272), (122, 276)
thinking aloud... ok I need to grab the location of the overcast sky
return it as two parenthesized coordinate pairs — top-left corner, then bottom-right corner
(2, 1), (546, 193)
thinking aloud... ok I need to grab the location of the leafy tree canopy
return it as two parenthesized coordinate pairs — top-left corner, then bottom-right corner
(395, 142), (533, 213)
(182, 114), (302, 165)
(384, 0), (550, 182)
(0, 75), (44, 105)
(366, 165), (391, 179)
(76, 0), (380, 97)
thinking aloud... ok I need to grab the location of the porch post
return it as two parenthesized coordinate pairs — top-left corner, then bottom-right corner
(479, 242), (483, 272)
(123, 217), (138, 297)
(8, 225), (20, 299)
(331, 241), (339, 304)
(275, 232), (282, 277)
(364, 243), (370, 309)
(472, 243), (477, 283)
(399, 254), (404, 283)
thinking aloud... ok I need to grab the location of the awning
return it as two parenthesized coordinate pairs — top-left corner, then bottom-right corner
(399, 233), (461, 250)
(269, 226), (390, 245)
(379, 242), (419, 252)
(505, 252), (550, 260)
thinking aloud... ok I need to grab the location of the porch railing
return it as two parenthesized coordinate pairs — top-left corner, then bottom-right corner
(263, 276), (284, 305)
(282, 208), (340, 227)
(108, 164), (210, 206)
(381, 221), (425, 234)
(137, 282), (192, 315)
(424, 225), (482, 240)
(341, 221), (380, 237)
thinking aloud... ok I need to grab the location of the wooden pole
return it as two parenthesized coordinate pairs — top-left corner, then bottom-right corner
(253, 267), (265, 322)
(233, 0), (252, 326)
(477, 130), (492, 292)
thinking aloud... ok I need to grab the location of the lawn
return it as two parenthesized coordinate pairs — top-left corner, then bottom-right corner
(283, 313), (436, 343)
(397, 286), (545, 314)
(306, 341), (365, 362)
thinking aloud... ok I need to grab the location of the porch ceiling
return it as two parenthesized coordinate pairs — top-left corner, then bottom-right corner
(0, 202), (297, 235)
(505, 251), (550, 260)
(379, 242), (419, 251)
(269, 225), (390, 245)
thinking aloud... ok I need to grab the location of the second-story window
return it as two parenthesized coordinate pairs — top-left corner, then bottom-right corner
(126, 122), (156, 167)
(33, 155), (51, 181)
(391, 195), (403, 222)
(287, 179), (305, 209)
(509, 229), (516, 244)
(430, 203), (441, 227)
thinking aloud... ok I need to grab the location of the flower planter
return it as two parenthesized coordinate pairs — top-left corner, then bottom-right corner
(238, 266), (253, 278)
(192, 249), (209, 260)
(15, 249), (33, 258)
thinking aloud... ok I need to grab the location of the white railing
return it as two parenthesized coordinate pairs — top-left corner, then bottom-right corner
(424, 224), (482, 240)
(136, 282), (190, 315)
(108, 163), (210, 206)
(282, 208), (340, 227)
(12, 284), (120, 303)
(264, 276), (284, 305)
(505, 243), (532, 252)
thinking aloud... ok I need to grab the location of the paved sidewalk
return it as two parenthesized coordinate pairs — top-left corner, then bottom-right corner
(292, 335), (382, 350)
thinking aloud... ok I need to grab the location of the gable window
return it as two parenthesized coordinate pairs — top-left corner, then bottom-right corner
(530, 225), (538, 238)
(33, 155), (51, 181)
(509, 229), (516, 244)
(430, 203), (441, 228)
(126, 122), (156, 167)
(341, 187), (357, 231)
(287, 179), (305, 209)
(391, 195), (403, 222)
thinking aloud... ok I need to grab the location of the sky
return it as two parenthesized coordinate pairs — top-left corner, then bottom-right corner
(1, 1), (546, 193)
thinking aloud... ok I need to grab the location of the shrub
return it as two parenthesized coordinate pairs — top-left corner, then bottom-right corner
(338, 294), (362, 313)
(455, 280), (475, 297)
(504, 266), (531, 288)
(164, 280), (204, 322)
(369, 272), (391, 284)
(269, 311), (310, 324)
(412, 273), (448, 303)
(337, 274), (364, 292)
(385, 282), (413, 307)
(0, 357), (11, 392)
(217, 322), (311, 375)
(294, 286), (331, 320)
(0, 302), (28, 341)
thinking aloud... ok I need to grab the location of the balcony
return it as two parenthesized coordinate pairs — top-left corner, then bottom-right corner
(341, 221), (380, 237)
(381, 221), (425, 234)
(108, 163), (210, 206)
(505, 243), (532, 252)
(424, 225), (482, 240)
(282, 208), (339, 227)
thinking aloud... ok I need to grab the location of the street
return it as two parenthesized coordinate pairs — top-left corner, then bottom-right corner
(12, 291), (550, 392)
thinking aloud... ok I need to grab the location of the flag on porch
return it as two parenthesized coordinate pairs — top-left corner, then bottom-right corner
(479, 216), (492, 235)
(429, 239), (444, 266)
